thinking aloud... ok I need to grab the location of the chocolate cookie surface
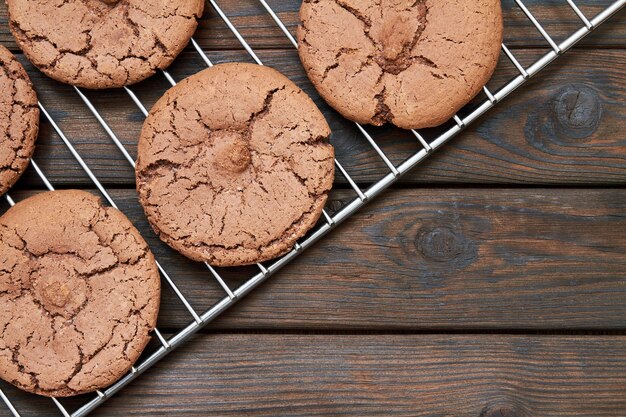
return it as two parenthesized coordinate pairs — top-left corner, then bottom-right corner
(297, 0), (503, 129)
(0, 45), (38, 195)
(6, 0), (204, 89)
(0, 190), (161, 397)
(136, 63), (334, 266)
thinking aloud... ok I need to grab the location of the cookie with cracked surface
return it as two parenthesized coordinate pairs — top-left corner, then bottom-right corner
(0, 45), (39, 196)
(6, 0), (204, 89)
(297, 0), (503, 129)
(136, 63), (335, 266)
(0, 190), (161, 397)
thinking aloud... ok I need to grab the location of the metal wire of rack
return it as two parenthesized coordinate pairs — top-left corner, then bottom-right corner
(0, 0), (624, 415)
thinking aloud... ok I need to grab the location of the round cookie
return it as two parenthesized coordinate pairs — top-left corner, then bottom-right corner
(6, 0), (204, 89)
(0, 190), (161, 397)
(0, 45), (39, 196)
(136, 63), (334, 267)
(297, 0), (503, 129)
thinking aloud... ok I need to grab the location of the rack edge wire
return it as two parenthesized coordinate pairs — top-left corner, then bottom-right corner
(0, 0), (623, 415)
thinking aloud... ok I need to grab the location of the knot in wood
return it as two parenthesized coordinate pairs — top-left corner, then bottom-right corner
(416, 226), (464, 262)
(480, 405), (522, 417)
(552, 84), (601, 140)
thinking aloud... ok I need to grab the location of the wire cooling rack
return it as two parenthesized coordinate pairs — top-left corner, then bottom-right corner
(1, 0), (625, 415)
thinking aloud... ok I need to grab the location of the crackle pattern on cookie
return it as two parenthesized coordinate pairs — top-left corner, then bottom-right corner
(0, 45), (38, 196)
(6, 0), (204, 89)
(0, 190), (160, 397)
(136, 63), (334, 266)
(297, 0), (503, 129)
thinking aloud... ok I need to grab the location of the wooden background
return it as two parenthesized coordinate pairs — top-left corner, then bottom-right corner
(1, 0), (626, 416)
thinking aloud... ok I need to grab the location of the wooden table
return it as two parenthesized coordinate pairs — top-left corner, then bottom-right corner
(1, 1), (625, 416)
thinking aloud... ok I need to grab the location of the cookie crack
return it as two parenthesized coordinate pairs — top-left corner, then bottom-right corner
(0, 192), (158, 396)
(0, 57), (37, 192)
(8, 0), (202, 88)
(136, 69), (333, 265)
(302, 0), (434, 125)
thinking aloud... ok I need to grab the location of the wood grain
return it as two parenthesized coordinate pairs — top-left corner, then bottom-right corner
(0, 0), (623, 51)
(0, 2), (623, 416)
(4, 188), (625, 331)
(2, 335), (626, 416)
(8, 49), (626, 189)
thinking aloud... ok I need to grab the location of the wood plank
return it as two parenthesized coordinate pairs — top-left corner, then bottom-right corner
(10, 48), (626, 189)
(4, 188), (625, 331)
(0, 0), (623, 51)
(2, 335), (626, 416)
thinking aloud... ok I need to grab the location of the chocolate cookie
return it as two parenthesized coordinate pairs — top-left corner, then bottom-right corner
(0, 45), (38, 196)
(0, 190), (161, 397)
(6, 0), (204, 89)
(297, 0), (503, 129)
(136, 63), (334, 266)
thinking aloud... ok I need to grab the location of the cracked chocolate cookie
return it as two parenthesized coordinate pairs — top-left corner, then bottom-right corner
(0, 45), (38, 196)
(0, 190), (161, 397)
(6, 0), (204, 89)
(136, 63), (335, 266)
(297, 0), (503, 129)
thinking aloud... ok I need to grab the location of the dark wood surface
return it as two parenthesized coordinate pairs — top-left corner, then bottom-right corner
(3, 335), (626, 417)
(6, 188), (625, 331)
(1, 0), (625, 416)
